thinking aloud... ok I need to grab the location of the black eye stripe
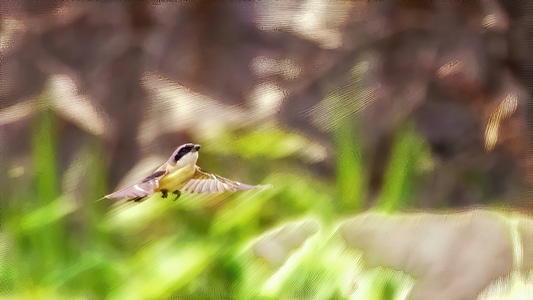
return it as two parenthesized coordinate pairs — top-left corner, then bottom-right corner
(174, 145), (194, 162)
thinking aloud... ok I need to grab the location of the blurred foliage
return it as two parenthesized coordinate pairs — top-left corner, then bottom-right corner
(2, 1), (533, 299)
(0, 81), (427, 298)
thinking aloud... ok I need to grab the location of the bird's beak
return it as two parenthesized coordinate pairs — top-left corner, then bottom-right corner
(193, 144), (201, 152)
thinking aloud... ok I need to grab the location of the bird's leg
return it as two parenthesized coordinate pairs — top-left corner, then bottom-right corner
(172, 190), (181, 201)
(160, 189), (169, 198)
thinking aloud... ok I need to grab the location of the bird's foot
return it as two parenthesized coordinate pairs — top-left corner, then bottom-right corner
(161, 189), (169, 198)
(172, 190), (181, 201)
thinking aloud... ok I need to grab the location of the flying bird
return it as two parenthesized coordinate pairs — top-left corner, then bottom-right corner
(103, 143), (268, 202)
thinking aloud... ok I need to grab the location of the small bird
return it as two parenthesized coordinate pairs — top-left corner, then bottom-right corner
(103, 143), (268, 202)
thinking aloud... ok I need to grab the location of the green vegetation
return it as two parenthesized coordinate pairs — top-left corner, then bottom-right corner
(1, 88), (430, 299)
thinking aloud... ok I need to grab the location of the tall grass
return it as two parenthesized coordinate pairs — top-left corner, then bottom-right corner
(1, 86), (430, 299)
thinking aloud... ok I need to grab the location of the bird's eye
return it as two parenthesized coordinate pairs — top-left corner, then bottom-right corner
(174, 145), (193, 162)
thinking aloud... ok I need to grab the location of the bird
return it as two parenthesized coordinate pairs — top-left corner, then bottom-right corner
(103, 143), (269, 202)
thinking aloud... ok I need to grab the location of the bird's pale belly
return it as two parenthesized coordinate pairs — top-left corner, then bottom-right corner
(156, 164), (196, 192)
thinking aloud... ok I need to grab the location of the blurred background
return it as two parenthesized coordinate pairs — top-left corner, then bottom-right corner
(1, 1), (533, 299)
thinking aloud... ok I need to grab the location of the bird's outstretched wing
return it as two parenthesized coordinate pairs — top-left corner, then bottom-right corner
(104, 169), (167, 202)
(181, 167), (267, 194)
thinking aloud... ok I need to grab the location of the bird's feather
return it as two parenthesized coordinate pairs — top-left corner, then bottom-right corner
(181, 167), (266, 194)
(104, 169), (168, 201)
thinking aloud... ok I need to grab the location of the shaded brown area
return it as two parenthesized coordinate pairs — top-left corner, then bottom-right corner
(1, 1), (533, 208)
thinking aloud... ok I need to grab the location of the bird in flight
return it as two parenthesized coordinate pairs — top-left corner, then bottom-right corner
(103, 143), (268, 202)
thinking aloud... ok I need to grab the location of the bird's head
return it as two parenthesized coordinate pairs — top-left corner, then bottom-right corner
(168, 143), (201, 168)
